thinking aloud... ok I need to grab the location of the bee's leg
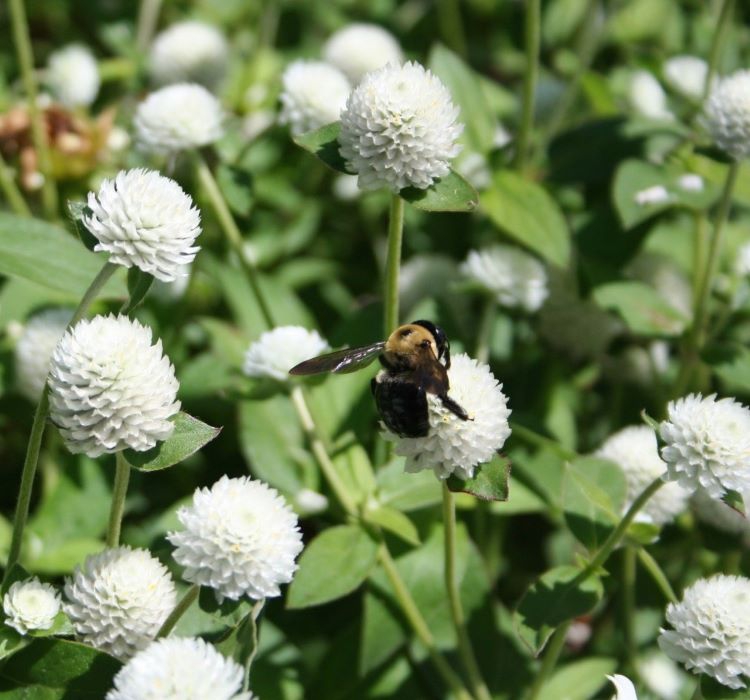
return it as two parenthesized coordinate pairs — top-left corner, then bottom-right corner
(440, 394), (471, 421)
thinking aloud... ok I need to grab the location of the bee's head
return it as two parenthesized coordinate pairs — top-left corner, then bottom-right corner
(385, 321), (451, 367)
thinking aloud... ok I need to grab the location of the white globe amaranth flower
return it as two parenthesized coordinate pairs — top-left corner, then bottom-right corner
(3, 578), (61, 635)
(628, 70), (673, 120)
(14, 308), (72, 401)
(46, 44), (100, 108)
(107, 637), (253, 700)
(323, 23), (403, 84)
(48, 314), (180, 458)
(389, 353), (511, 480)
(339, 61), (463, 192)
(83, 168), (201, 282)
(168, 475), (303, 602)
(134, 83), (224, 154)
(243, 326), (329, 382)
(659, 393), (750, 499)
(278, 60), (350, 136)
(596, 426), (690, 525)
(149, 21), (229, 88)
(704, 70), (750, 161)
(460, 245), (548, 312)
(607, 674), (638, 700)
(658, 574), (750, 689)
(64, 546), (176, 660)
(663, 55), (708, 101)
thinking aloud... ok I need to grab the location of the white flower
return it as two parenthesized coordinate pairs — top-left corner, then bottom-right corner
(294, 488), (329, 515)
(149, 21), (229, 88)
(3, 578), (60, 635)
(677, 173), (704, 192)
(692, 487), (750, 542)
(107, 637), (253, 700)
(704, 70), (750, 161)
(134, 83), (224, 154)
(659, 393), (750, 499)
(14, 308), (72, 401)
(83, 168), (201, 282)
(737, 242), (750, 276)
(332, 173), (361, 201)
(658, 574), (750, 689)
(389, 353), (511, 480)
(596, 426), (690, 525)
(48, 314), (180, 458)
(637, 652), (685, 700)
(607, 674), (638, 700)
(323, 23), (403, 84)
(46, 44), (100, 108)
(663, 55), (708, 100)
(460, 245), (548, 312)
(339, 61), (463, 192)
(64, 546), (177, 660)
(628, 70), (673, 120)
(168, 475), (303, 602)
(243, 326), (329, 382)
(278, 60), (350, 136)
(634, 184), (671, 206)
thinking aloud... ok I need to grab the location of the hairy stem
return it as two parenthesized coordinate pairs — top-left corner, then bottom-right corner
(636, 547), (677, 604)
(384, 194), (405, 336)
(106, 452), (132, 548)
(157, 584), (200, 638)
(514, 0), (541, 172)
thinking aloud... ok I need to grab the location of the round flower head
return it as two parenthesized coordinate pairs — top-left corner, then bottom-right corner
(460, 245), (548, 312)
(705, 70), (750, 160)
(64, 546), (176, 660)
(243, 326), (329, 382)
(149, 21), (229, 88)
(134, 83), (224, 154)
(388, 353), (511, 480)
(168, 475), (303, 602)
(596, 426), (690, 525)
(339, 61), (463, 192)
(658, 574), (750, 689)
(107, 637), (253, 700)
(14, 308), (72, 401)
(46, 44), (100, 108)
(83, 168), (201, 282)
(278, 60), (350, 136)
(628, 70), (673, 120)
(663, 55), (708, 101)
(48, 314), (180, 458)
(3, 578), (60, 635)
(323, 23), (403, 84)
(659, 393), (750, 499)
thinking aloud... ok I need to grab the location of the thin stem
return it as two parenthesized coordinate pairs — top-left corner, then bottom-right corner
(442, 485), (492, 700)
(384, 194), (405, 336)
(378, 545), (473, 700)
(622, 546), (637, 669)
(636, 547), (677, 604)
(194, 153), (275, 329)
(244, 599), (265, 692)
(106, 452), (131, 548)
(3, 261), (118, 581)
(525, 621), (570, 700)
(157, 584), (200, 638)
(701, 0), (735, 104)
(9, 0), (57, 217)
(514, 0), (541, 172)
(135, 0), (163, 54)
(474, 298), (496, 365)
(691, 213), (708, 309)
(437, 0), (468, 58)
(509, 422), (578, 461)
(0, 151), (31, 216)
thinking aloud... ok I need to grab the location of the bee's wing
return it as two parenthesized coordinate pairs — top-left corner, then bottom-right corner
(289, 342), (386, 375)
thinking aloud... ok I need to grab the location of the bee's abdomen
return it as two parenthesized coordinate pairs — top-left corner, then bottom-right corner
(372, 374), (430, 438)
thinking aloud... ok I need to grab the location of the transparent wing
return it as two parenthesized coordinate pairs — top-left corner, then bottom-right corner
(289, 342), (386, 375)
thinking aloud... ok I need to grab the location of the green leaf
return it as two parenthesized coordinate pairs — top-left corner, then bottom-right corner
(0, 627), (29, 663)
(293, 122), (350, 174)
(287, 525), (378, 609)
(704, 345), (750, 396)
(593, 280), (688, 336)
(542, 0), (589, 46)
(122, 267), (154, 314)
(66, 201), (97, 252)
(0, 213), (125, 298)
(514, 565), (604, 655)
(215, 601), (263, 689)
(364, 505), (420, 546)
(376, 458), (442, 512)
(123, 412), (221, 471)
(447, 453), (511, 501)
(538, 657), (617, 700)
(27, 537), (104, 575)
(562, 457), (627, 550)
(400, 170), (478, 212)
(217, 164), (254, 217)
(481, 171), (570, 267)
(701, 677), (750, 700)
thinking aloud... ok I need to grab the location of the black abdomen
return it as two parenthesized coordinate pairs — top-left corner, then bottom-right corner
(372, 375), (430, 437)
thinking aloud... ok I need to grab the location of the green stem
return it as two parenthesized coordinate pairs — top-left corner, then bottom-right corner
(378, 545), (473, 700)
(244, 599), (265, 692)
(691, 213), (708, 310)
(622, 546), (636, 669)
(194, 153), (275, 329)
(509, 422), (578, 460)
(690, 682), (703, 700)
(475, 298), (496, 365)
(442, 485), (492, 700)
(514, 0), (541, 172)
(437, 0), (468, 58)
(9, 0), (58, 217)
(526, 622), (570, 700)
(4, 261), (118, 580)
(384, 194), (405, 336)
(157, 584), (200, 637)
(636, 547), (677, 603)
(701, 0), (735, 104)
(0, 151), (31, 216)
(106, 452), (131, 548)
(135, 0), (163, 53)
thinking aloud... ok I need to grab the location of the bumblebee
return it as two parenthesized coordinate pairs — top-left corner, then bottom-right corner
(289, 320), (470, 437)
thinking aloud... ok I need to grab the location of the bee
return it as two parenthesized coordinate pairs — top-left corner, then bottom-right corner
(289, 320), (470, 437)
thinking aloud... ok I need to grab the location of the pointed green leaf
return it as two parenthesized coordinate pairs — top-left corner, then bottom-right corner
(67, 201), (97, 252)
(702, 677), (750, 700)
(123, 267), (154, 315)
(365, 505), (420, 546)
(293, 122), (350, 174)
(538, 657), (617, 700)
(447, 453), (511, 501)
(401, 170), (478, 212)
